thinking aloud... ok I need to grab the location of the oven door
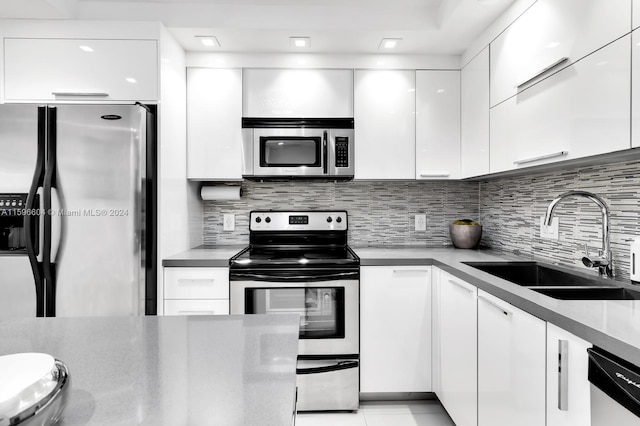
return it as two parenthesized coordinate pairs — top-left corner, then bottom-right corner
(253, 128), (327, 177)
(230, 274), (358, 356)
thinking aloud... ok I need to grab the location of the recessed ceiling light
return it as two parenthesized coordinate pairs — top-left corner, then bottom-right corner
(79, 45), (94, 52)
(379, 38), (402, 50)
(195, 36), (221, 48)
(125, 77), (137, 84)
(290, 37), (310, 48)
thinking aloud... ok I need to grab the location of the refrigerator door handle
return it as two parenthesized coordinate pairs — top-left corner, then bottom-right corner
(50, 188), (62, 263)
(43, 106), (58, 317)
(25, 106), (48, 317)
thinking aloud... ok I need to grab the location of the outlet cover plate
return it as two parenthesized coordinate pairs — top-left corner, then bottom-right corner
(223, 214), (235, 231)
(415, 214), (427, 231)
(539, 216), (559, 240)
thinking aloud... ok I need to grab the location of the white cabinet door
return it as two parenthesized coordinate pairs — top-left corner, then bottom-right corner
(461, 47), (490, 178)
(477, 290), (546, 426)
(633, 29), (640, 148)
(490, 0), (631, 107)
(242, 68), (353, 118)
(4, 38), (158, 102)
(354, 70), (416, 180)
(360, 266), (431, 393)
(187, 68), (243, 180)
(164, 299), (229, 316)
(490, 36), (631, 174)
(636, 0), (640, 30)
(546, 323), (592, 426)
(416, 70), (461, 180)
(438, 271), (477, 426)
(431, 268), (442, 396)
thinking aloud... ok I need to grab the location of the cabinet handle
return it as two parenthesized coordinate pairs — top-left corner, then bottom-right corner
(558, 339), (569, 411)
(448, 279), (473, 294)
(178, 310), (216, 315)
(393, 269), (428, 274)
(478, 295), (512, 317)
(515, 57), (570, 89)
(176, 279), (215, 285)
(52, 91), (110, 97)
(513, 151), (568, 165)
(419, 173), (450, 178)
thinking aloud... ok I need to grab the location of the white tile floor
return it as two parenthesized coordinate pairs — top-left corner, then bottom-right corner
(295, 400), (456, 426)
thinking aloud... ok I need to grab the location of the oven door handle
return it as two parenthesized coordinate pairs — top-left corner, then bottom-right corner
(230, 270), (359, 282)
(296, 360), (359, 375)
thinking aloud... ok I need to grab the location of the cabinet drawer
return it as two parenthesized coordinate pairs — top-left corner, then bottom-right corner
(4, 38), (158, 101)
(490, 0), (631, 106)
(164, 299), (229, 316)
(164, 267), (229, 299)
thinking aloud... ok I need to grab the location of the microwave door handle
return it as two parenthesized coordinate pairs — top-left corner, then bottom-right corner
(322, 131), (328, 174)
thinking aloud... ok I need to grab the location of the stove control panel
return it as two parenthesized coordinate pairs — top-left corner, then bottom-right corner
(250, 211), (348, 231)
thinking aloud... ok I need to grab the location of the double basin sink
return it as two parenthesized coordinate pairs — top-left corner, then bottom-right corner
(464, 261), (640, 300)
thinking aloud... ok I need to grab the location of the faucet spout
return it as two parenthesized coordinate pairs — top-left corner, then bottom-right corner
(543, 191), (612, 277)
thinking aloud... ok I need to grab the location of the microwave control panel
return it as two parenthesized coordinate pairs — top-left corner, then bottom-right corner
(335, 137), (349, 168)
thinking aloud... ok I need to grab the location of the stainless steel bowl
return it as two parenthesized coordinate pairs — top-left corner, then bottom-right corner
(1, 357), (71, 426)
(449, 224), (483, 249)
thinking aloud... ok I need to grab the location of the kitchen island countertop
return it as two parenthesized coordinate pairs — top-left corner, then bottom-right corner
(0, 314), (299, 426)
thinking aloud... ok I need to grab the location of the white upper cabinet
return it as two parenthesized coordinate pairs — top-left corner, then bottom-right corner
(490, 35), (631, 174)
(633, 29), (640, 148)
(635, 0), (640, 29)
(461, 47), (490, 178)
(354, 69), (416, 180)
(242, 68), (353, 118)
(546, 323), (592, 426)
(477, 290), (546, 426)
(415, 70), (461, 180)
(187, 68), (243, 180)
(4, 38), (158, 102)
(490, 0), (631, 107)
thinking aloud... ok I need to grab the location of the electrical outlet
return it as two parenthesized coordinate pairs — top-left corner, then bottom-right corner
(415, 214), (427, 231)
(539, 216), (559, 240)
(223, 214), (235, 231)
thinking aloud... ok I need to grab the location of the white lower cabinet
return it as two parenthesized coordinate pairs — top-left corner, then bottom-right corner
(477, 290), (546, 426)
(360, 266), (431, 393)
(163, 267), (229, 315)
(546, 323), (592, 426)
(437, 270), (477, 426)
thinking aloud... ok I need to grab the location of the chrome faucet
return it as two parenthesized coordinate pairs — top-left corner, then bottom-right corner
(543, 191), (614, 277)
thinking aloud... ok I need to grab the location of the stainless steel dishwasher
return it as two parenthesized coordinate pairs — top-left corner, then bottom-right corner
(588, 347), (640, 425)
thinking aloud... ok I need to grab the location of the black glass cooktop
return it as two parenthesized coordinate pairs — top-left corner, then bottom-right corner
(229, 245), (359, 268)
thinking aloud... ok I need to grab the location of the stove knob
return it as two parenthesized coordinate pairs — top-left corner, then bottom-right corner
(265, 217), (271, 223)
(326, 216), (333, 223)
(255, 217), (262, 223)
(336, 217), (342, 223)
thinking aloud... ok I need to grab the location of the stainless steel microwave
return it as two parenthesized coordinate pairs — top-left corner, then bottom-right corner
(241, 118), (354, 180)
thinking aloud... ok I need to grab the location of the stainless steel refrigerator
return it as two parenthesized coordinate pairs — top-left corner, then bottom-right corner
(0, 104), (156, 318)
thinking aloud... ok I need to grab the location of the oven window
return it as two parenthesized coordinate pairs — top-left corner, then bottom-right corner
(260, 136), (321, 167)
(245, 287), (345, 339)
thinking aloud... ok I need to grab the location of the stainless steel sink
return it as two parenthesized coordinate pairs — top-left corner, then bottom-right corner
(463, 261), (640, 300)
(463, 261), (604, 287)
(531, 287), (640, 300)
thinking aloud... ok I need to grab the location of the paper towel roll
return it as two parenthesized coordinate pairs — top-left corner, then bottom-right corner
(200, 186), (242, 201)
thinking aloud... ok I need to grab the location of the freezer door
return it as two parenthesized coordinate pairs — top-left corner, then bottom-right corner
(0, 105), (38, 193)
(52, 105), (146, 317)
(0, 256), (37, 317)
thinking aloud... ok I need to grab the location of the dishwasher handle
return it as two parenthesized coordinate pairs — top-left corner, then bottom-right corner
(296, 360), (359, 375)
(588, 347), (640, 419)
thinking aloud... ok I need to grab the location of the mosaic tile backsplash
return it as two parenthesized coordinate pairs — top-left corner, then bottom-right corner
(479, 159), (640, 280)
(202, 158), (640, 280)
(203, 180), (480, 247)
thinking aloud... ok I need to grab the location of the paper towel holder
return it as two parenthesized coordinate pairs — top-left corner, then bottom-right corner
(200, 185), (243, 201)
